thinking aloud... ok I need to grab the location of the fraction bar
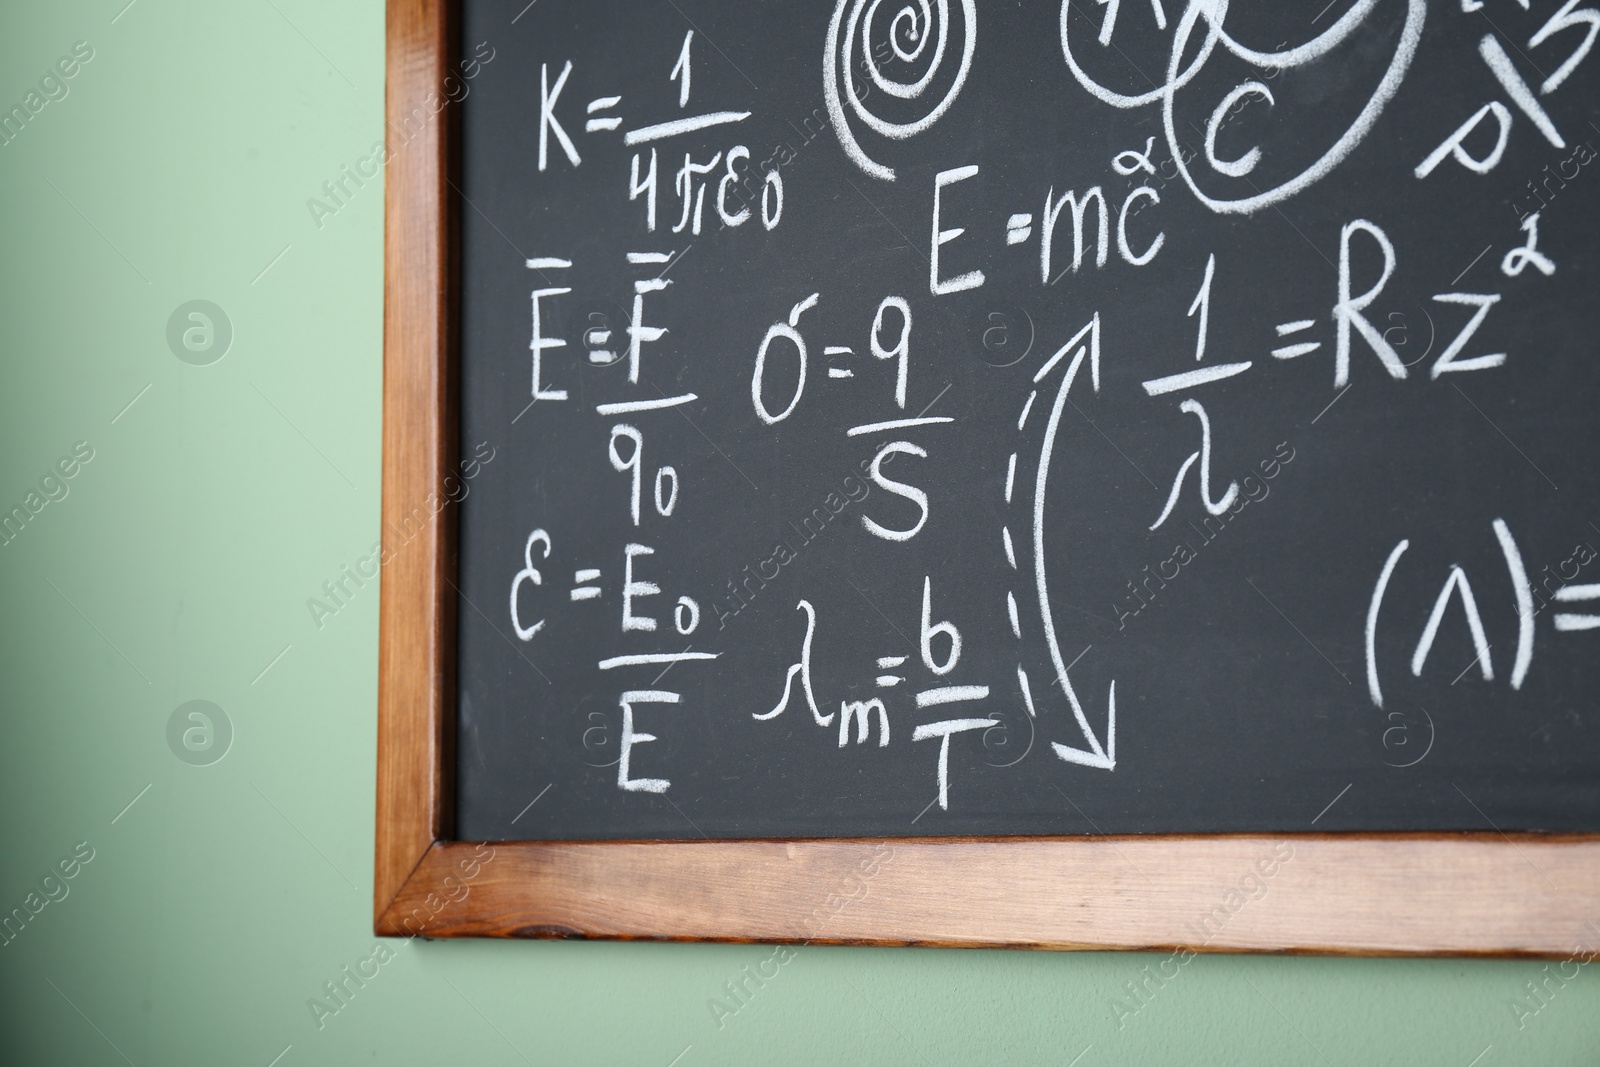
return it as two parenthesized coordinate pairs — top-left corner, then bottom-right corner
(1141, 361), (1253, 397)
(596, 393), (697, 415)
(624, 111), (751, 145)
(845, 416), (953, 437)
(598, 652), (721, 669)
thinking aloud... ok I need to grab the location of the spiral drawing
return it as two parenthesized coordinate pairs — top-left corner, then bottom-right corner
(824, 0), (977, 181)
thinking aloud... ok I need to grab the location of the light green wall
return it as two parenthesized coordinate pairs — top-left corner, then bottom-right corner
(0, 3), (1595, 1064)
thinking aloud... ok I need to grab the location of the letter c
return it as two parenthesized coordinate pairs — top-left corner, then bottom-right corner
(1205, 82), (1274, 178)
(1117, 186), (1164, 266)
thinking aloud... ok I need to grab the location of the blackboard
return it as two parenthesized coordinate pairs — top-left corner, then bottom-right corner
(444, 0), (1600, 849)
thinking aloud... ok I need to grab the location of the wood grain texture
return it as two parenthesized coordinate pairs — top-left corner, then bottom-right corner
(376, 0), (459, 920)
(378, 835), (1600, 955)
(376, 0), (1600, 954)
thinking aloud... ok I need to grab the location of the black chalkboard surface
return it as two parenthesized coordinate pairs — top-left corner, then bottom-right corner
(451, 0), (1600, 843)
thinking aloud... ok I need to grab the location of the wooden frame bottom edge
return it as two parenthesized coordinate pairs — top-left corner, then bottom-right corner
(374, 835), (1600, 957)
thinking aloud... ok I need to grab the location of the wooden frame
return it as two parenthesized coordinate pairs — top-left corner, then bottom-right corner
(376, 0), (1600, 954)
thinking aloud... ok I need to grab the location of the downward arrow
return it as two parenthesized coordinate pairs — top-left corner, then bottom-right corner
(1051, 681), (1116, 770)
(1032, 316), (1117, 771)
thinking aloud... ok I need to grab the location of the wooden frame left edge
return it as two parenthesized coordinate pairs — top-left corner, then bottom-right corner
(377, 0), (459, 924)
(376, 0), (1600, 956)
